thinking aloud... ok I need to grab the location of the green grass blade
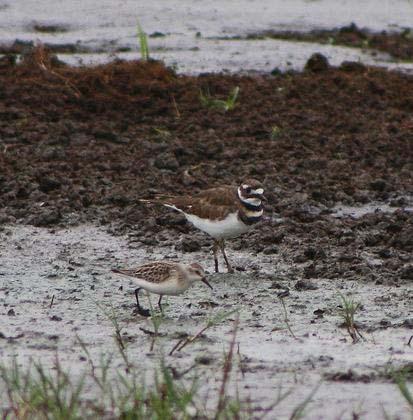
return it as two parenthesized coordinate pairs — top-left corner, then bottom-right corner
(137, 22), (149, 61)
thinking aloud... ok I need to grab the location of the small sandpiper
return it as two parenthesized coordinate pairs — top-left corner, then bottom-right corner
(141, 179), (266, 273)
(112, 261), (212, 317)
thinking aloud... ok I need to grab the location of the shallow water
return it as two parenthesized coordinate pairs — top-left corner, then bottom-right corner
(2, 0), (413, 73)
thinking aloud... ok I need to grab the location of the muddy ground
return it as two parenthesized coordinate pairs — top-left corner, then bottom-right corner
(230, 23), (413, 61)
(0, 50), (412, 418)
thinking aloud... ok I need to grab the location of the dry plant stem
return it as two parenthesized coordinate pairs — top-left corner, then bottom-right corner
(289, 381), (321, 420)
(170, 310), (239, 355)
(237, 343), (246, 379)
(139, 327), (156, 336)
(169, 324), (211, 355)
(103, 306), (131, 371)
(407, 335), (413, 346)
(348, 324), (364, 343)
(215, 316), (240, 418)
(114, 327), (131, 372)
(279, 297), (296, 339)
(77, 335), (100, 387)
(150, 336), (156, 352)
(34, 44), (81, 98)
(49, 295), (55, 308)
(171, 94), (181, 118)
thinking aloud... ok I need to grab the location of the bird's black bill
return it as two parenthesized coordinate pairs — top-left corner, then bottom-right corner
(201, 277), (213, 290)
(251, 193), (267, 202)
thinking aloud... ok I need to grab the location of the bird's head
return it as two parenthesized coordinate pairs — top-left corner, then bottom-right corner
(187, 263), (213, 289)
(238, 179), (266, 205)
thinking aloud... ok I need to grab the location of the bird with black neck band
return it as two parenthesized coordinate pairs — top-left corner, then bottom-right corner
(140, 179), (266, 273)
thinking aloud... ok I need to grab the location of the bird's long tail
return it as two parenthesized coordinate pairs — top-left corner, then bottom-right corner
(137, 195), (174, 205)
(138, 197), (181, 212)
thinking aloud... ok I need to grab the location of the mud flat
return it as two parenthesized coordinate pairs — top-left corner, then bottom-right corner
(1, 223), (412, 418)
(0, 45), (412, 417)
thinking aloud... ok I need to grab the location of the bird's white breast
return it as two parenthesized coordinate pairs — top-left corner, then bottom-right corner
(185, 212), (250, 239)
(133, 278), (188, 296)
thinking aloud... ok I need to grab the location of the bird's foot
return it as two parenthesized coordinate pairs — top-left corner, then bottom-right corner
(133, 307), (151, 317)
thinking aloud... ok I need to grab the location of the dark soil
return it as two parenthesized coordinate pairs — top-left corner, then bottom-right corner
(0, 47), (412, 283)
(238, 23), (413, 61)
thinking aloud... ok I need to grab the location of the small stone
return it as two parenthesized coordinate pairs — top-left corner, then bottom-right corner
(295, 279), (318, 291)
(339, 61), (366, 73)
(313, 308), (325, 317)
(277, 290), (290, 298)
(304, 263), (318, 278)
(7, 309), (15, 316)
(269, 281), (285, 289)
(177, 238), (201, 253)
(195, 355), (213, 365)
(48, 335), (59, 341)
(400, 265), (413, 280)
(370, 179), (387, 192)
(402, 319), (413, 329)
(50, 315), (62, 321)
(304, 246), (326, 260)
(378, 249), (391, 258)
(38, 177), (61, 193)
(154, 153), (180, 170)
(263, 245), (278, 255)
(30, 209), (61, 227)
(305, 53), (329, 72)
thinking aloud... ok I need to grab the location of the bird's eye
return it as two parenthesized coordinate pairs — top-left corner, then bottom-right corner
(245, 187), (251, 193)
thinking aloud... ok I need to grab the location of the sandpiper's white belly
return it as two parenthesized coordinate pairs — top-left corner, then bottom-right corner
(185, 212), (250, 239)
(133, 278), (187, 296)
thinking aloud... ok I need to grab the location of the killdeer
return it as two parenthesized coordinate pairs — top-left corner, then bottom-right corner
(112, 261), (212, 317)
(141, 179), (265, 273)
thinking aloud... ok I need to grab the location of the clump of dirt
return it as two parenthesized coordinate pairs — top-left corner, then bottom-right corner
(247, 23), (413, 61)
(0, 47), (412, 284)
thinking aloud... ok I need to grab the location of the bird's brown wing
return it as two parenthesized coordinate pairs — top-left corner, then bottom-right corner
(163, 186), (238, 220)
(112, 262), (177, 283)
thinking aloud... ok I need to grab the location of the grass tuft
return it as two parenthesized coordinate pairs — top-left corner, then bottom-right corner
(337, 292), (363, 343)
(199, 86), (239, 111)
(0, 357), (85, 420)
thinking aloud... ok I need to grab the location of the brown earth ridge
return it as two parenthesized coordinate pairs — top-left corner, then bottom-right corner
(0, 48), (412, 284)
(241, 23), (413, 61)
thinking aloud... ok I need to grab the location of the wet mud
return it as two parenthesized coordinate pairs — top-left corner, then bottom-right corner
(233, 23), (413, 61)
(0, 50), (412, 417)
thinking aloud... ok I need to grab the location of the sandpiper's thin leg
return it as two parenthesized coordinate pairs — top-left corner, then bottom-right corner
(219, 240), (234, 273)
(158, 295), (163, 313)
(212, 240), (220, 273)
(134, 288), (150, 317)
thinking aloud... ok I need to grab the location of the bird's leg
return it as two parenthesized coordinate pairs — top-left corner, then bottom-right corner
(158, 295), (163, 313)
(134, 288), (150, 317)
(212, 240), (220, 273)
(219, 239), (234, 273)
